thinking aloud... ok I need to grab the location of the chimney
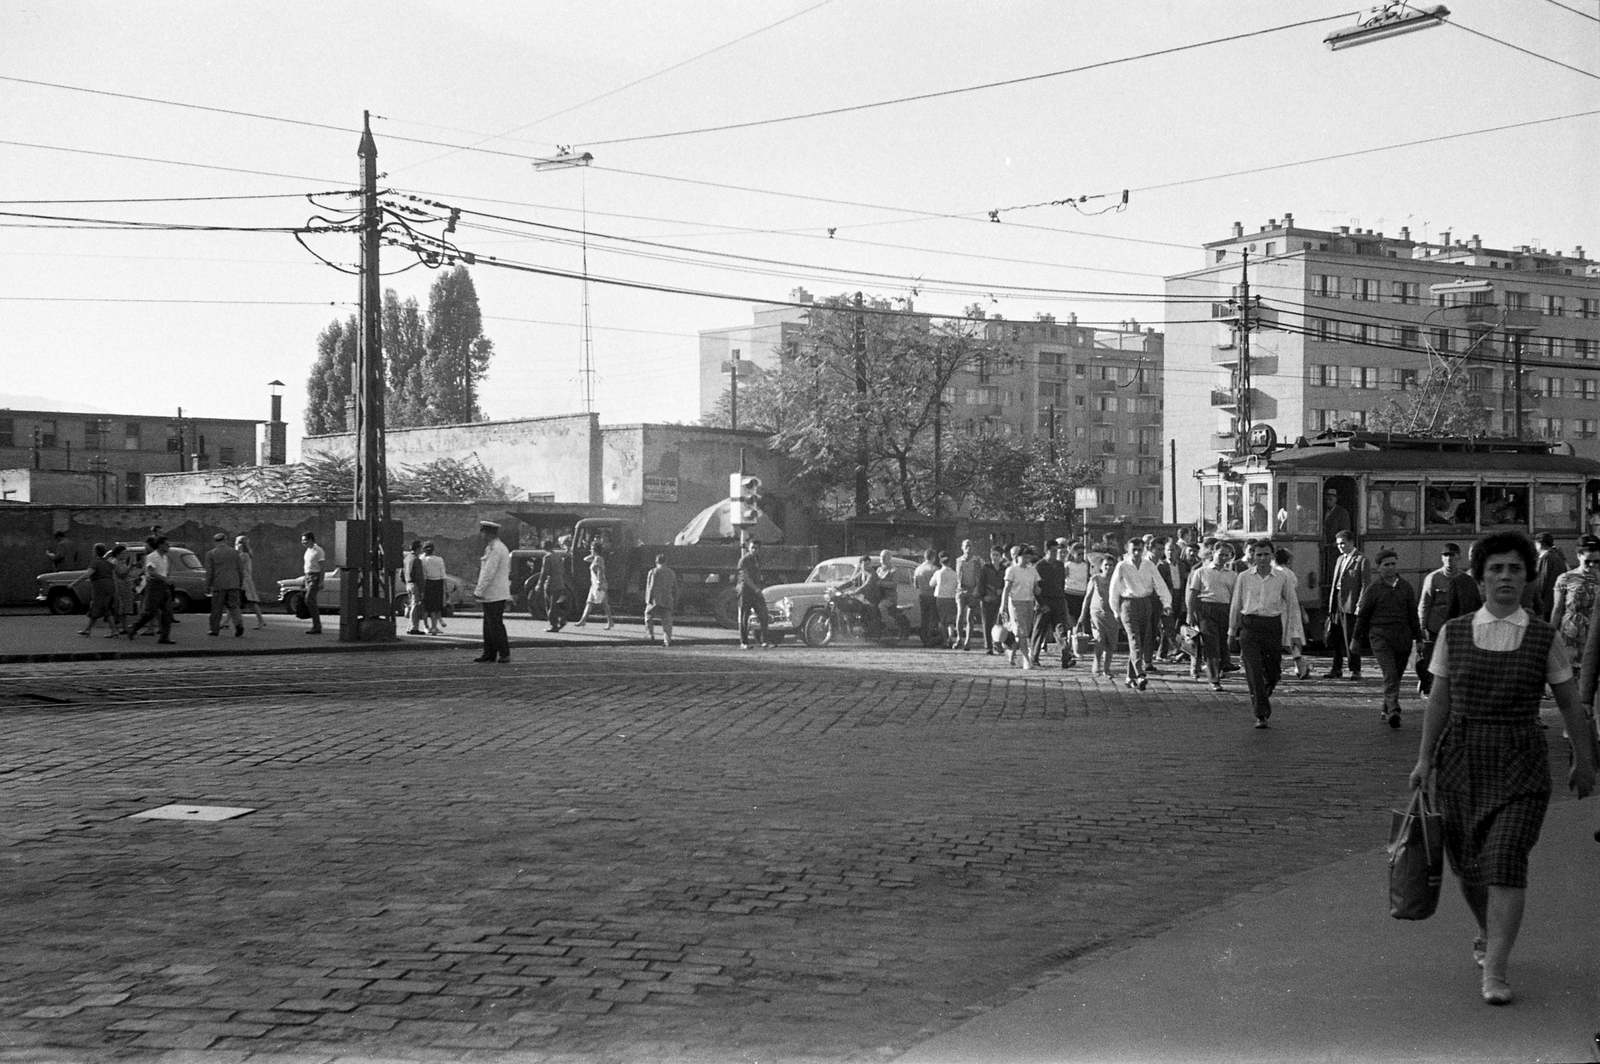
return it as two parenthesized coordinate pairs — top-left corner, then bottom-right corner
(1470, 234), (1481, 249)
(1128, 318), (1139, 332)
(1283, 212), (1294, 228)
(1577, 245), (1586, 260)
(1400, 226), (1410, 240)
(1068, 312), (1077, 325)
(791, 286), (812, 304)
(1339, 226), (1350, 235)
(1267, 218), (1277, 229)
(1231, 221), (1243, 238)
(1440, 230), (1451, 246)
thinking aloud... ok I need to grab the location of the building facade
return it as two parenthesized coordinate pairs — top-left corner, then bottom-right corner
(0, 408), (259, 504)
(1164, 214), (1600, 523)
(700, 301), (1166, 523)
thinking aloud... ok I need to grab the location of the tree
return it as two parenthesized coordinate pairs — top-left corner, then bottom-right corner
(383, 290), (429, 428)
(942, 435), (1100, 520)
(1369, 367), (1494, 437)
(421, 266), (494, 424)
(304, 314), (358, 435)
(736, 294), (1013, 517)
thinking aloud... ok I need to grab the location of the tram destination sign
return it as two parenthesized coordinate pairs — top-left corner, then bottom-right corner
(1246, 424), (1277, 455)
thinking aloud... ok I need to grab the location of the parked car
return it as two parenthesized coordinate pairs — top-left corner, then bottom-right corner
(277, 569), (473, 617)
(763, 555), (923, 645)
(37, 542), (210, 615)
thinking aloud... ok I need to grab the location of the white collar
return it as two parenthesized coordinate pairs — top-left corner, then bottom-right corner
(1473, 605), (1527, 628)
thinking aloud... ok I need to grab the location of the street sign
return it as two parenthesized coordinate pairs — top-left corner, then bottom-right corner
(1075, 487), (1098, 510)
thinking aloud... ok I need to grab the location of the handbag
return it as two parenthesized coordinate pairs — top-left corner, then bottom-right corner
(1177, 624), (1200, 659)
(1073, 631), (1095, 655)
(1387, 788), (1444, 920)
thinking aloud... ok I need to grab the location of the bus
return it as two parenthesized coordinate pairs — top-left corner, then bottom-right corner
(1194, 431), (1600, 632)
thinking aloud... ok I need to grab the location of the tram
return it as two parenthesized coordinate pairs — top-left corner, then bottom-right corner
(1194, 429), (1600, 632)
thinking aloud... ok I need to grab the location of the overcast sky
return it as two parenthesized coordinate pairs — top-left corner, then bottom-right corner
(6, 0), (1598, 458)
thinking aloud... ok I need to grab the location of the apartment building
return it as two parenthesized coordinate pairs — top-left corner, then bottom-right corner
(700, 299), (1165, 522)
(0, 408), (259, 503)
(1164, 213), (1600, 523)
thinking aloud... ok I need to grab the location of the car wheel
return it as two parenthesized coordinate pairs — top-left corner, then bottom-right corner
(392, 592), (411, 616)
(46, 589), (81, 615)
(170, 591), (193, 614)
(800, 609), (835, 648)
(284, 591), (306, 617)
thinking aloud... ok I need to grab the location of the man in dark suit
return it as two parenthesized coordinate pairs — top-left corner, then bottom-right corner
(1533, 532), (1568, 620)
(1323, 529), (1368, 679)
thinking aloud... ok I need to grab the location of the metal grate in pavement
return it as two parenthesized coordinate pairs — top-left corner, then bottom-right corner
(128, 804), (255, 822)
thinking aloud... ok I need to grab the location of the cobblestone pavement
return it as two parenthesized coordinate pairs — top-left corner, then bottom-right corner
(0, 646), (1581, 1063)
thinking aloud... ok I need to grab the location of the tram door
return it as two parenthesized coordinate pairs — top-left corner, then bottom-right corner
(1589, 479), (1600, 539)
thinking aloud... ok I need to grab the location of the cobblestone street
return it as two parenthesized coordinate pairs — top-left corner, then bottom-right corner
(0, 645), (1576, 1062)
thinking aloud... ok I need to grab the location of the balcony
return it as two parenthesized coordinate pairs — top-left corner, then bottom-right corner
(1443, 305), (1542, 331)
(1211, 389), (1236, 408)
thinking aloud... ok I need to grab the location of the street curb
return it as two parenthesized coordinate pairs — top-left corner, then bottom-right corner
(0, 633), (739, 665)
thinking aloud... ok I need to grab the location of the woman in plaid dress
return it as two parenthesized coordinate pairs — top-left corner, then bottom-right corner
(1409, 531), (1595, 1006)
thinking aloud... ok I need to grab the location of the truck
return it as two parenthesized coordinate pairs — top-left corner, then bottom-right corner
(565, 516), (817, 629)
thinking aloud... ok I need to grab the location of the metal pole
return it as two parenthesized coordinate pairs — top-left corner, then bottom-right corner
(1513, 331), (1524, 440)
(853, 291), (869, 517)
(1170, 437), (1178, 524)
(354, 111), (388, 634)
(729, 352), (739, 432)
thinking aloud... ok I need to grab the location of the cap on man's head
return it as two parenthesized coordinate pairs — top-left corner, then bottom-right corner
(479, 520), (501, 533)
(213, 532), (226, 542)
(1442, 542), (1461, 555)
(1536, 532), (1555, 548)
(1580, 534), (1600, 551)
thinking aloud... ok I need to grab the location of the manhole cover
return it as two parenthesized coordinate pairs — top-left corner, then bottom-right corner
(130, 804), (255, 822)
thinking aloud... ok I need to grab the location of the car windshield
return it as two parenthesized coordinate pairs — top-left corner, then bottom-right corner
(175, 552), (205, 570)
(808, 562), (858, 583)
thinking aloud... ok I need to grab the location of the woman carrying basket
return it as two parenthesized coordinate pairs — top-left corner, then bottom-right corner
(1408, 531), (1594, 1006)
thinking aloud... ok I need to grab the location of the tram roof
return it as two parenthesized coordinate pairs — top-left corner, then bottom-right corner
(1257, 446), (1600, 476)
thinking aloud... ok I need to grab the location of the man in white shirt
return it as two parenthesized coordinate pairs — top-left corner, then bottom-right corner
(302, 531), (326, 635)
(474, 520), (513, 663)
(127, 536), (176, 644)
(1109, 539), (1172, 689)
(1229, 539), (1304, 728)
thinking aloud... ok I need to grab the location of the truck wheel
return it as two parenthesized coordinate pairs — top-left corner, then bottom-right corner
(712, 588), (741, 630)
(800, 609), (834, 648)
(47, 589), (80, 615)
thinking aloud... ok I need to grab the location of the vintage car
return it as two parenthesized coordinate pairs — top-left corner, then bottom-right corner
(762, 555), (923, 644)
(277, 569), (473, 617)
(37, 543), (210, 614)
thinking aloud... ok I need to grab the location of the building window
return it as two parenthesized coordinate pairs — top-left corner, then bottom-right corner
(1396, 326), (1419, 348)
(1354, 323), (1375, 345)
(1543, 295), (1565, 317)
(1539, 376), (1564, 398)
(1581, 298), (1600, 319)
(1312, 409), (1334, 430)
(1214, 250), (1226, 263)
(1578, 419), (1599, 439)
(1397, 368), (1419, 390)
(219, 446), (237, 466)
(1073, 362), (1086, 377)
(38, 419), (57, 448)
(1393, 281), (1420, 305)
(1098, 395), (1118, 413)
(1505, 290), (1531, 310)
(1313, 274), (1340, 298)
(1074, 394), (1085, 407)
(1264, 242), (1276, 256)
(1468, 369), (1493, 392)
(1578, 338), (1596, 360)
(1311, 318), (1336, 341)
(125, 472), (144, 503)
(1311, 364), (1337, 387)
(1537, 417), (1565, 439)
(0, 418), (12, 448)
(1138, 427), (1159, 455)
(125, 422), (141, 450)
(1354, 367), (1379, 389)
(1352, 278), (1379, 301)
(1432, 327), (1452, 353)
(1580, 379), (1599, 401)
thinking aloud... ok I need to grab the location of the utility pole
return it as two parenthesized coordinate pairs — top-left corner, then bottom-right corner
(1234, 250), (1253, 456)
(721, 349), (742, 431)
(853, 291), (869, 518)
(343, 110), (395, 641)
(174, 408), (186, 472)
(1512, 330), (1525, 440)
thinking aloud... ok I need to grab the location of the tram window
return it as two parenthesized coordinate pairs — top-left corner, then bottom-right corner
(1282, 481), (1320, 536)
(1202, 484), (1221, 533)
(1534, 486), (1580, 531)
(1225, 485), (1244, 531)
(1480, 485), (1530, 529)
(1247, 484), (1270, 533)
(1367, 481), (1419, 531)
(1425, 483), (1476, 529)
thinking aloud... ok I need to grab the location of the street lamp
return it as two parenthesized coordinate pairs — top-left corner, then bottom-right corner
(1324, 4), (1450, 50)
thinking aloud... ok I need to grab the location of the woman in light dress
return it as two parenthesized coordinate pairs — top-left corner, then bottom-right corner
(234, 535), (267, 630)
(575, 546), (615, 629)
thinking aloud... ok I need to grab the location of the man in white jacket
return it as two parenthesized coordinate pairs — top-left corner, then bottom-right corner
(474, 520), (512, 663)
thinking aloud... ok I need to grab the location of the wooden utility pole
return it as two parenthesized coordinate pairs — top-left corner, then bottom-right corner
(853, 291), (869, 517)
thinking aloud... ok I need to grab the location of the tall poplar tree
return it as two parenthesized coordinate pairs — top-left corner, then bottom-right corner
(304, 313), (358, 435)
(422, 266), (494, 424)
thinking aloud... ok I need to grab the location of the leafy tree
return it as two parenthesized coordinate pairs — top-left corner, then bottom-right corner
(422, 266), (494, 424)
(1368, 367), (1494, 437)
(730, 294), (1013, 516)
(383, 291), (429, 427)
(304, 314), (358, 435)
(943, 436), (1100, 521)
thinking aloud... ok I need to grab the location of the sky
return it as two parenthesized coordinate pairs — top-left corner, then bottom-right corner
(5, 0), (1599, 461)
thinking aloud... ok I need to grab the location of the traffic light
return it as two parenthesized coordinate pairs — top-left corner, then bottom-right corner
(729, 473), (762, 526)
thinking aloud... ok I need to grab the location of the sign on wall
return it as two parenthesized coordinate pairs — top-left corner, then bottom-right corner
(644, 475), (679, 503)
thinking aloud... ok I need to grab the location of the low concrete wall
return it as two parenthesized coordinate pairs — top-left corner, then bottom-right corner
(0, 503), (537, 607)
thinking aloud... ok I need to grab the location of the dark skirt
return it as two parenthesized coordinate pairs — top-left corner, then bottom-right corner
(423, 579), (445, 612)
(1434, 715), (1551, 889)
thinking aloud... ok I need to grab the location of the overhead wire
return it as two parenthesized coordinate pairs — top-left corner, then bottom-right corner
(386, 0), (839, 173)
(574, 10), (1358, 147)
(0, 137), (343, 183)
(1541, 0), (1600, 23)
(1448, 17), (1600, 82)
